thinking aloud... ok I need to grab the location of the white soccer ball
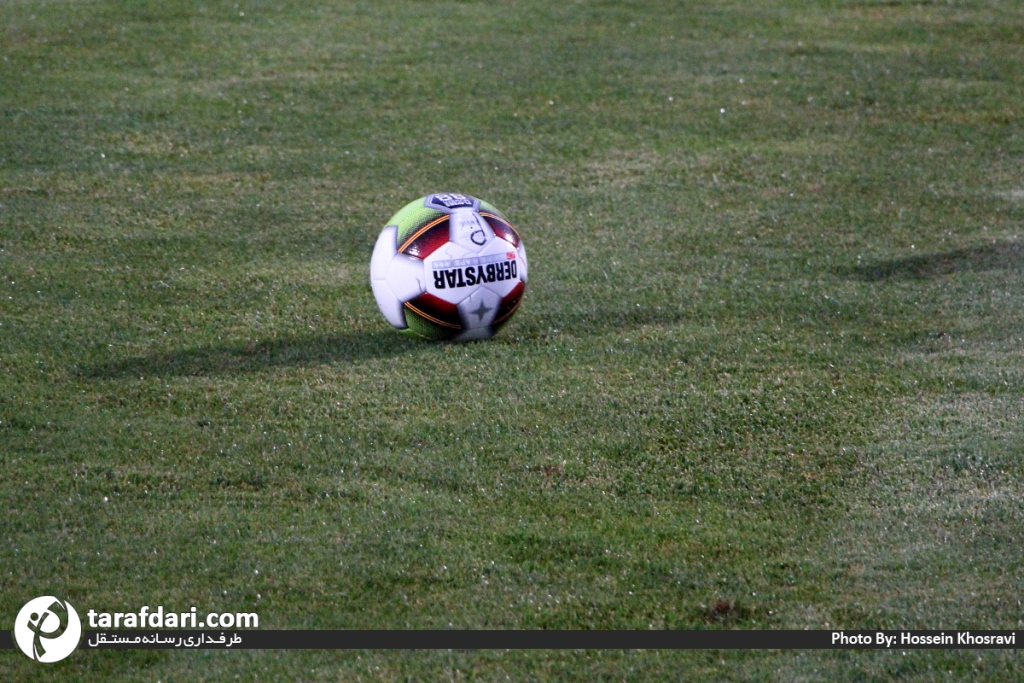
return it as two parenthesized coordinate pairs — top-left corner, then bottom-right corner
(370, 193), (528, 341)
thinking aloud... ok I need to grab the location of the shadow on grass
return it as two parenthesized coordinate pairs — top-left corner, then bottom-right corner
(83, 329), (415, 379)
(83, 305), (690, 381)
(844, 240), (1023, 281)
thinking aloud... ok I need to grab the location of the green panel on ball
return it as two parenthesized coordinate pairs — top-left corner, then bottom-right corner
(402, 307), (460, 341)
(389, 198), (447, 246)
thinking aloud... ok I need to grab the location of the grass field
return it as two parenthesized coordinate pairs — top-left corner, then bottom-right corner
(2, 0), (1023, 679)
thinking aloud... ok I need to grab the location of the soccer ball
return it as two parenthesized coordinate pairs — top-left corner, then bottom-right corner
(370, 193), (528, 341)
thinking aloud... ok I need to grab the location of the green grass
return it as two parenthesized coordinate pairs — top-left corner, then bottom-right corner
(2, 0), (1023, 679)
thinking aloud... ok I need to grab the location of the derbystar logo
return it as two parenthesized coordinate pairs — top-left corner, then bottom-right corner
(431, 253), (517, 290)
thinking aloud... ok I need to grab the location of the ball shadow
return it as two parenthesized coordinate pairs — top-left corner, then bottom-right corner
(82, 329), (416, 380)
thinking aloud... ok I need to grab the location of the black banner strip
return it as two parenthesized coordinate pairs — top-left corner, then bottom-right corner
(43, 630), (1016, 650)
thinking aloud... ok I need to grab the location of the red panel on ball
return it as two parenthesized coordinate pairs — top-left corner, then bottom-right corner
(493, 281), (525, 326)
(400, 216), (450, 259)
(481, 213), (520, 247)
(405, 292), (463, 329)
